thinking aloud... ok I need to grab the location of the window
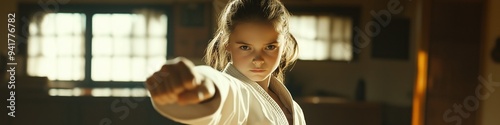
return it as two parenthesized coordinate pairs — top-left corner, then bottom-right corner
(91, 13), (167, 81)
(290, 15), (353, 61)
(287, 6), (360, 61)
(28, 13), (86, 81)
(22, 5), (171, 87)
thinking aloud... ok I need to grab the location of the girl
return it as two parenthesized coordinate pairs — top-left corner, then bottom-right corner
(145, 0), (305, 124)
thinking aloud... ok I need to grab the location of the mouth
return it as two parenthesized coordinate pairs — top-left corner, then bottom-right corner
(250, 69), (266, 73)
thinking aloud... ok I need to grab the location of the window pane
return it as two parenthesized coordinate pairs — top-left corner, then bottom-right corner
(132, 38), (147, 56)
(111, 57), (131, 81)
(27, 13), (85, 81)
(91, 57), (111, 81)
(57, 36), (75, 56)
(56, 57), (84, 81)
(131, 57), (147, 81)
(148, 37), (167, 56)
(316, 16), (330, 60)
(132, 15), (146, 37)
(92, 13), (168, 82)
(148, 14), (168, 36)
(290, 15), (353, 61)
(92, 14), (112, 35)
(92, 36), (113, 56)
(147, 57), (167, 73)
(111, 14), (133, 36)
(41, 14), (56, 35)
(28, 11), (168, 83)
(113, 37), (131, 56)
(28, 36), (40, 55)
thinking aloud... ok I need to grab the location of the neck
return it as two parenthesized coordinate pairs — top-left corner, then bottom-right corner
(256, 76), (272, 93)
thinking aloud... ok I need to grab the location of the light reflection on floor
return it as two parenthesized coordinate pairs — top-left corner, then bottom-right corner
(48, 87), (148, 97)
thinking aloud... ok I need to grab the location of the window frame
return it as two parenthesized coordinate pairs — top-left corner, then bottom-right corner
(286, 5), (361, 62)
(19, 4), (174, 88)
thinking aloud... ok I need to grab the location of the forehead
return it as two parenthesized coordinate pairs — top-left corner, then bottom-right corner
(229, 22), (282, 44)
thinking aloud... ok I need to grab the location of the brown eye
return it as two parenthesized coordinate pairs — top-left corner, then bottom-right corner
(239, 45), (250, 50)
(265, 45), (277, 50)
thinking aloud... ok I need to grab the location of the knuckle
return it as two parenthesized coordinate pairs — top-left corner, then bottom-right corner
(176, 57), (195, 69)
(172, 86), (184, 93)
(160, 64), (169, 71)
(148, 90), (160, 98)
(145, 78), (155, 88)
(183, 73), (195, 81)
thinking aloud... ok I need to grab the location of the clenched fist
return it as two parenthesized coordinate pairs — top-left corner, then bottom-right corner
(145, 57), (216, 105)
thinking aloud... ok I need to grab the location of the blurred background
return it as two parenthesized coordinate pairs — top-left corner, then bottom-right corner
(0, 0), (499, 125)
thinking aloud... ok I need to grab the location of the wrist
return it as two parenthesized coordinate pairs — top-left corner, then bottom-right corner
(199, 88), (218, 104)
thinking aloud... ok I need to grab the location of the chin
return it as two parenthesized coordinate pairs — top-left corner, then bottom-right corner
(247, 75), (269, 82)
(250, 78), (265, 82)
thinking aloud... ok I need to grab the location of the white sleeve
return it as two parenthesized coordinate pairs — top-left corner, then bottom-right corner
(150, 65), (250, 125)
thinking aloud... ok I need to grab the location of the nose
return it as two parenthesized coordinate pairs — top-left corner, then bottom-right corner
(252, 60), (264, 68)
(252, 50), (265, 68)
(252, 56), (264, 68)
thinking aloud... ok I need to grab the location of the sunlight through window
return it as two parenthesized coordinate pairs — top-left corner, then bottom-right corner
(290, 15), (353, 61)
(27, 12), (168, 82)
(92, 13), (168, 82)
(28, 13), (85, 81)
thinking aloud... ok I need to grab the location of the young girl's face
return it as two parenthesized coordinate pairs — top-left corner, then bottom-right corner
(228, 22), (284, 82)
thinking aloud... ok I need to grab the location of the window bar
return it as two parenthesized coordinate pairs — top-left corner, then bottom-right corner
(327, 16), (333, 60)
(85, 13), (93, 85)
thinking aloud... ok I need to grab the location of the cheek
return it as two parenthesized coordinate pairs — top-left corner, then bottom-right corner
(229, 49), (250, 62)
(272, 47), (284, 58)
(264, 50), (282, 67)
(267, 51), (280, 60)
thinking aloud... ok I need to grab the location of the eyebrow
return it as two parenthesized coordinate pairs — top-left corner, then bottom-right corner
(234, 41), (279, 45)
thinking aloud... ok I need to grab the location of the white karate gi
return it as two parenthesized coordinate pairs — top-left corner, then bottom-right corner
(151, 64), (306, 125)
